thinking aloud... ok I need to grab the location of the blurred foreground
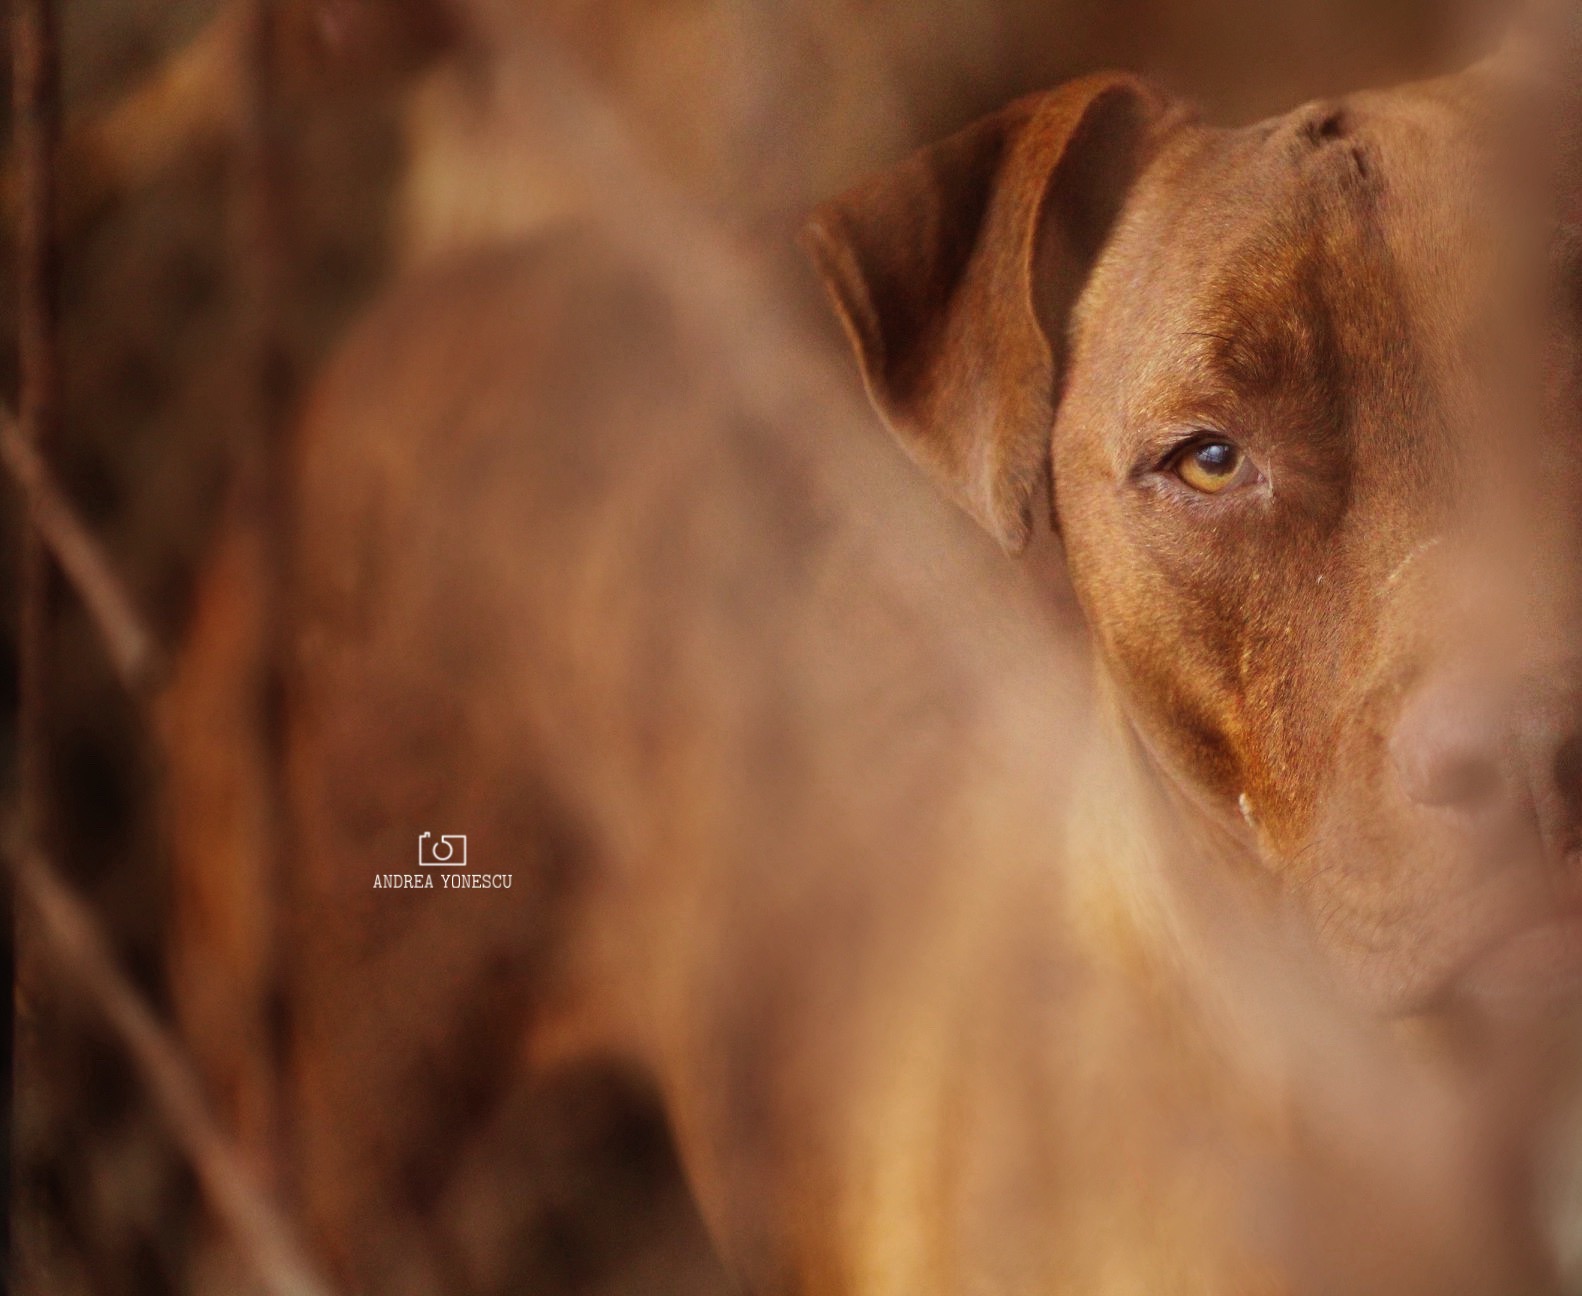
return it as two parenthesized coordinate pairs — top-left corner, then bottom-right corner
(2, 0), (1545, 1293)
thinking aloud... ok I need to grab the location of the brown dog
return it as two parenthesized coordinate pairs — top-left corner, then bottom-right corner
(807, 60), (1582, 1016)
(164, 46), (1582, 1296)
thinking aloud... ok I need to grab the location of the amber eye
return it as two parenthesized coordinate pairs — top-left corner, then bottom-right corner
(1172, 439), (1246, 494)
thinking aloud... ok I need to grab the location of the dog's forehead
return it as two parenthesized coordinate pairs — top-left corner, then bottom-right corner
(1069, 76), (1515, 440)
(1129, 80), (1492, 322)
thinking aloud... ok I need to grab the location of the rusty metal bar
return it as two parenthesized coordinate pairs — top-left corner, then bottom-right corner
(238, 0), (293, 447)
(229, 0), (295, 1204)
(10, 0), (62, 1279)
(13, 0), (60, 841)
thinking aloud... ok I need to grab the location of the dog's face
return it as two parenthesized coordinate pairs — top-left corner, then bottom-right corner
(809, 65), (1582, 1013)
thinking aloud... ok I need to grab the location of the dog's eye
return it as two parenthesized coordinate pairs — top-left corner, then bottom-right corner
(1172, 439), (1248, 494)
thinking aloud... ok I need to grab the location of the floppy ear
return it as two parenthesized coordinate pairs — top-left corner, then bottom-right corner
(804, 75), (1174, 551)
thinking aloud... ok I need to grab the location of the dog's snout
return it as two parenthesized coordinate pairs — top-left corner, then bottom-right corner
(1388, 668), (1582, 836)
(1389, 679), (1508, 810)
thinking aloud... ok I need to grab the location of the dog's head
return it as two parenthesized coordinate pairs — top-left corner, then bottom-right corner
(807, 64), (1582, 1014)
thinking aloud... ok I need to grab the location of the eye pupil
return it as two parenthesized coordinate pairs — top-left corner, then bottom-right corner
(1194, 442), (1237, 474)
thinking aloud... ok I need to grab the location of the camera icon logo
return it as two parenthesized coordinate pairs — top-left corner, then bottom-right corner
(418, 832), (467, 867)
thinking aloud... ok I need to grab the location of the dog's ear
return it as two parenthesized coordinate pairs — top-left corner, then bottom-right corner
(804, 75), (1173, 551)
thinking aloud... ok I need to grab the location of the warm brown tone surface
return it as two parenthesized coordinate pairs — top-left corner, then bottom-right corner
(166, 28), (1582, 1296)
(12, 1), (1565, 1293)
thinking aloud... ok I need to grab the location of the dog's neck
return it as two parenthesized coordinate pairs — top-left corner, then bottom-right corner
(1061, 660), (1439, 1094)
(1063, 666), (1266, 968)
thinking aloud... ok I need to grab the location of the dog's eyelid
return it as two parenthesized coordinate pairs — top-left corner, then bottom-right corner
(1136, 426), (1237, 475)
(1129, 428), (1268, 500)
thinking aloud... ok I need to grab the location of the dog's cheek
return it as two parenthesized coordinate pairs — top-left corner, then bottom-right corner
(1099, 534), (1358, 844)
(1080, 569), (1247, 802)
(1228, 571), (1366, 846)
(1055, 449), (1347, 820)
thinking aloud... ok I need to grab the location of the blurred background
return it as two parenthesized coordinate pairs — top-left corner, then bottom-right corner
(0, 0), (1516, 1291)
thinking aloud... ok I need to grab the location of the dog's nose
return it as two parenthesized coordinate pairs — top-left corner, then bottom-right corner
(1389, 669), (1582, 830)
(1389, 678), (1508, 809)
